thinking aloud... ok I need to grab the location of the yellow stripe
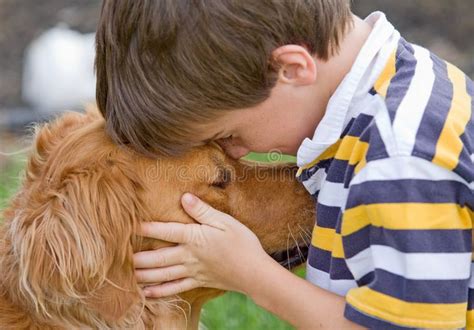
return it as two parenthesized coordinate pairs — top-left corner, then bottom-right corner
(349, 139), (369, 166)
(373, 49), (397, 98)
(297, 135), (370, 177)
(433, 63), (472, 170)
(311, 225), (344, 258)
(467, 309), (474, 329)
(296, 140), (341, 176)
(347, 287), (466, 328)
(334, 136), (369, 165)
(342, 203), (473, 236)
(354, 157), (367, 175)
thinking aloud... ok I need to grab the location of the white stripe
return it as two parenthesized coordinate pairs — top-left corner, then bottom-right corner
(392, 45), (436, 155)
(373, 96), (398, 157)
(318, 181), (349, 209)
(306, 263), (357, 296)
(347, 245), (472, 281)
(354, 31), (401, 99)
(344, 91), (383, 128)
(469, 263), (474, 289)
(301, 168), (327, 195)
(470, 153), (474, 163)
(351, 155), (469, 187)
(344, 248), (374, 281)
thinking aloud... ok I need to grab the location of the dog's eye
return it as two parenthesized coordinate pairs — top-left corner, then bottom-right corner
(211, 180), (228, 189)
(211, 168), (231, 189)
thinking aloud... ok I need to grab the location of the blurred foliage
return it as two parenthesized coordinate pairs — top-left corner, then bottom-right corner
(0, 155), (26, 212)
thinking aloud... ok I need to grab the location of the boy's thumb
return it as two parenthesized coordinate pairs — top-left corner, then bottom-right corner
(181, 193), (229, 229)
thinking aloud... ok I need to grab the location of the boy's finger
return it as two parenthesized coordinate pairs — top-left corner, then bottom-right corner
(133, 245), (187, 269)
(143, 278), (199, 298)
(135, 265), (188, 284)
(181, 193), (229, 229)
(139, 221), (191, 243)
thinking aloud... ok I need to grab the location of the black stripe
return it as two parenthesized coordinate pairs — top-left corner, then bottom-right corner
(463, 189), (474, 211)
(460, 130), (473, 162)
(316, 203), (341, 229)
(345, 113), (374, 138)
(386, 38), (418, 123)
(468, 286), (474, 310)
(400, 38), (415, 55)
(412, 53), (453, 161)
(370, 227), (471, 253)
(324, 159), (358, 189)
(325, 158), (348, 184)
(453, 147), (474, 183)
(341, 117), (356, 138)
(345, 304), (413, 330)
(455, 76), (474, 182)
(369, 268), (469, 304)
(307, 247), (354, 280)
(343, 164), (356, 188)
(345, 179), (471, 209)
(342, 225), (371, 259)
(363, 123), (389, 161)
(458, 76), (473, 152)
(298, 158), (332, 182)
(356, 271), (374, 287)
(343, 227), (471, 259)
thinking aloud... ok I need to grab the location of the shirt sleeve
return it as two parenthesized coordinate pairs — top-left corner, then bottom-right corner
(340, 155), (473, 329)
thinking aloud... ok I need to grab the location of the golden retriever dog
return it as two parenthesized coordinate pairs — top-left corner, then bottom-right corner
(0, 107), (315, 329)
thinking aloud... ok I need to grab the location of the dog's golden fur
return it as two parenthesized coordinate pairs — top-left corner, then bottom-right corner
(0, 107), (315, 329)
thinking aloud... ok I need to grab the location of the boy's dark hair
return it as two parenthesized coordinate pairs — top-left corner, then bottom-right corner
(95, 0), (353, 157)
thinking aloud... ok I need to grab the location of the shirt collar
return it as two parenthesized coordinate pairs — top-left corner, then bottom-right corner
(296, 12), (395, 167)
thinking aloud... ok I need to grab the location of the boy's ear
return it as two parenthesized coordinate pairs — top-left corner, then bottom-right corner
(272, 45), (317, 85)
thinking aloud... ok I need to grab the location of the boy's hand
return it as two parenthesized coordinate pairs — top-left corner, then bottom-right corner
(133, 193), (272, 298)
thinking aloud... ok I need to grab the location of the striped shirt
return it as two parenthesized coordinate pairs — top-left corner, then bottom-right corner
(296, 12), (474, 329)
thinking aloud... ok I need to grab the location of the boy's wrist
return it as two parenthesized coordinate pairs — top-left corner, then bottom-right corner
(243, 254), (289, 303)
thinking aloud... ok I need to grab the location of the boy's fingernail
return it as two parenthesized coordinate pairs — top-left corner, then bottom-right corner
(183, 193), (197, 206)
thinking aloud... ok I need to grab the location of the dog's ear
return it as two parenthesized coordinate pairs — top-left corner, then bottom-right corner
(12, 160), (146, 323)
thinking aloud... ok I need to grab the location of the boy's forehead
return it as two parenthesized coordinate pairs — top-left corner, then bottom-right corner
(200, 111), (242, 141)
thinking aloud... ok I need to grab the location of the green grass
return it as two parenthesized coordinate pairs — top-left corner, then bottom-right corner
(0, 155), (26, 210)
(0, 152), (301, 329)
(243, 152), (296, 164)
(201, 267), (305, 330)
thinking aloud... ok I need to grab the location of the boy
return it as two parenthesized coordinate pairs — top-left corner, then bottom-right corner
(95, 0), (473, 328)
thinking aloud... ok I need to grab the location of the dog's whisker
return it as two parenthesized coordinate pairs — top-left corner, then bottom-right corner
(286, 232), (291, 271)
(298, 231), (309, 249)
(297, 223), (312, 241)
(288, 225), (304, 263)
(287, 225), (303, 265)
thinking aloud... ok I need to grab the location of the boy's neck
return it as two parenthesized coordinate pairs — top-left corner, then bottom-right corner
(316, 14), (373, 101)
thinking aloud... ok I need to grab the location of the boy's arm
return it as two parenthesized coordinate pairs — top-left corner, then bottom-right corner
(135, 193), (363, 329)
(247, 255), (364, 329)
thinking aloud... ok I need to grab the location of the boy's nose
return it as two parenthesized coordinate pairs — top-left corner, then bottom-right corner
(216, 139), (250, 159)
(227, 146), (250, 159)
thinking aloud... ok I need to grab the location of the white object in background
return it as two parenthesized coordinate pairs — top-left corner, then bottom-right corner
(22, 25), (96, 113)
